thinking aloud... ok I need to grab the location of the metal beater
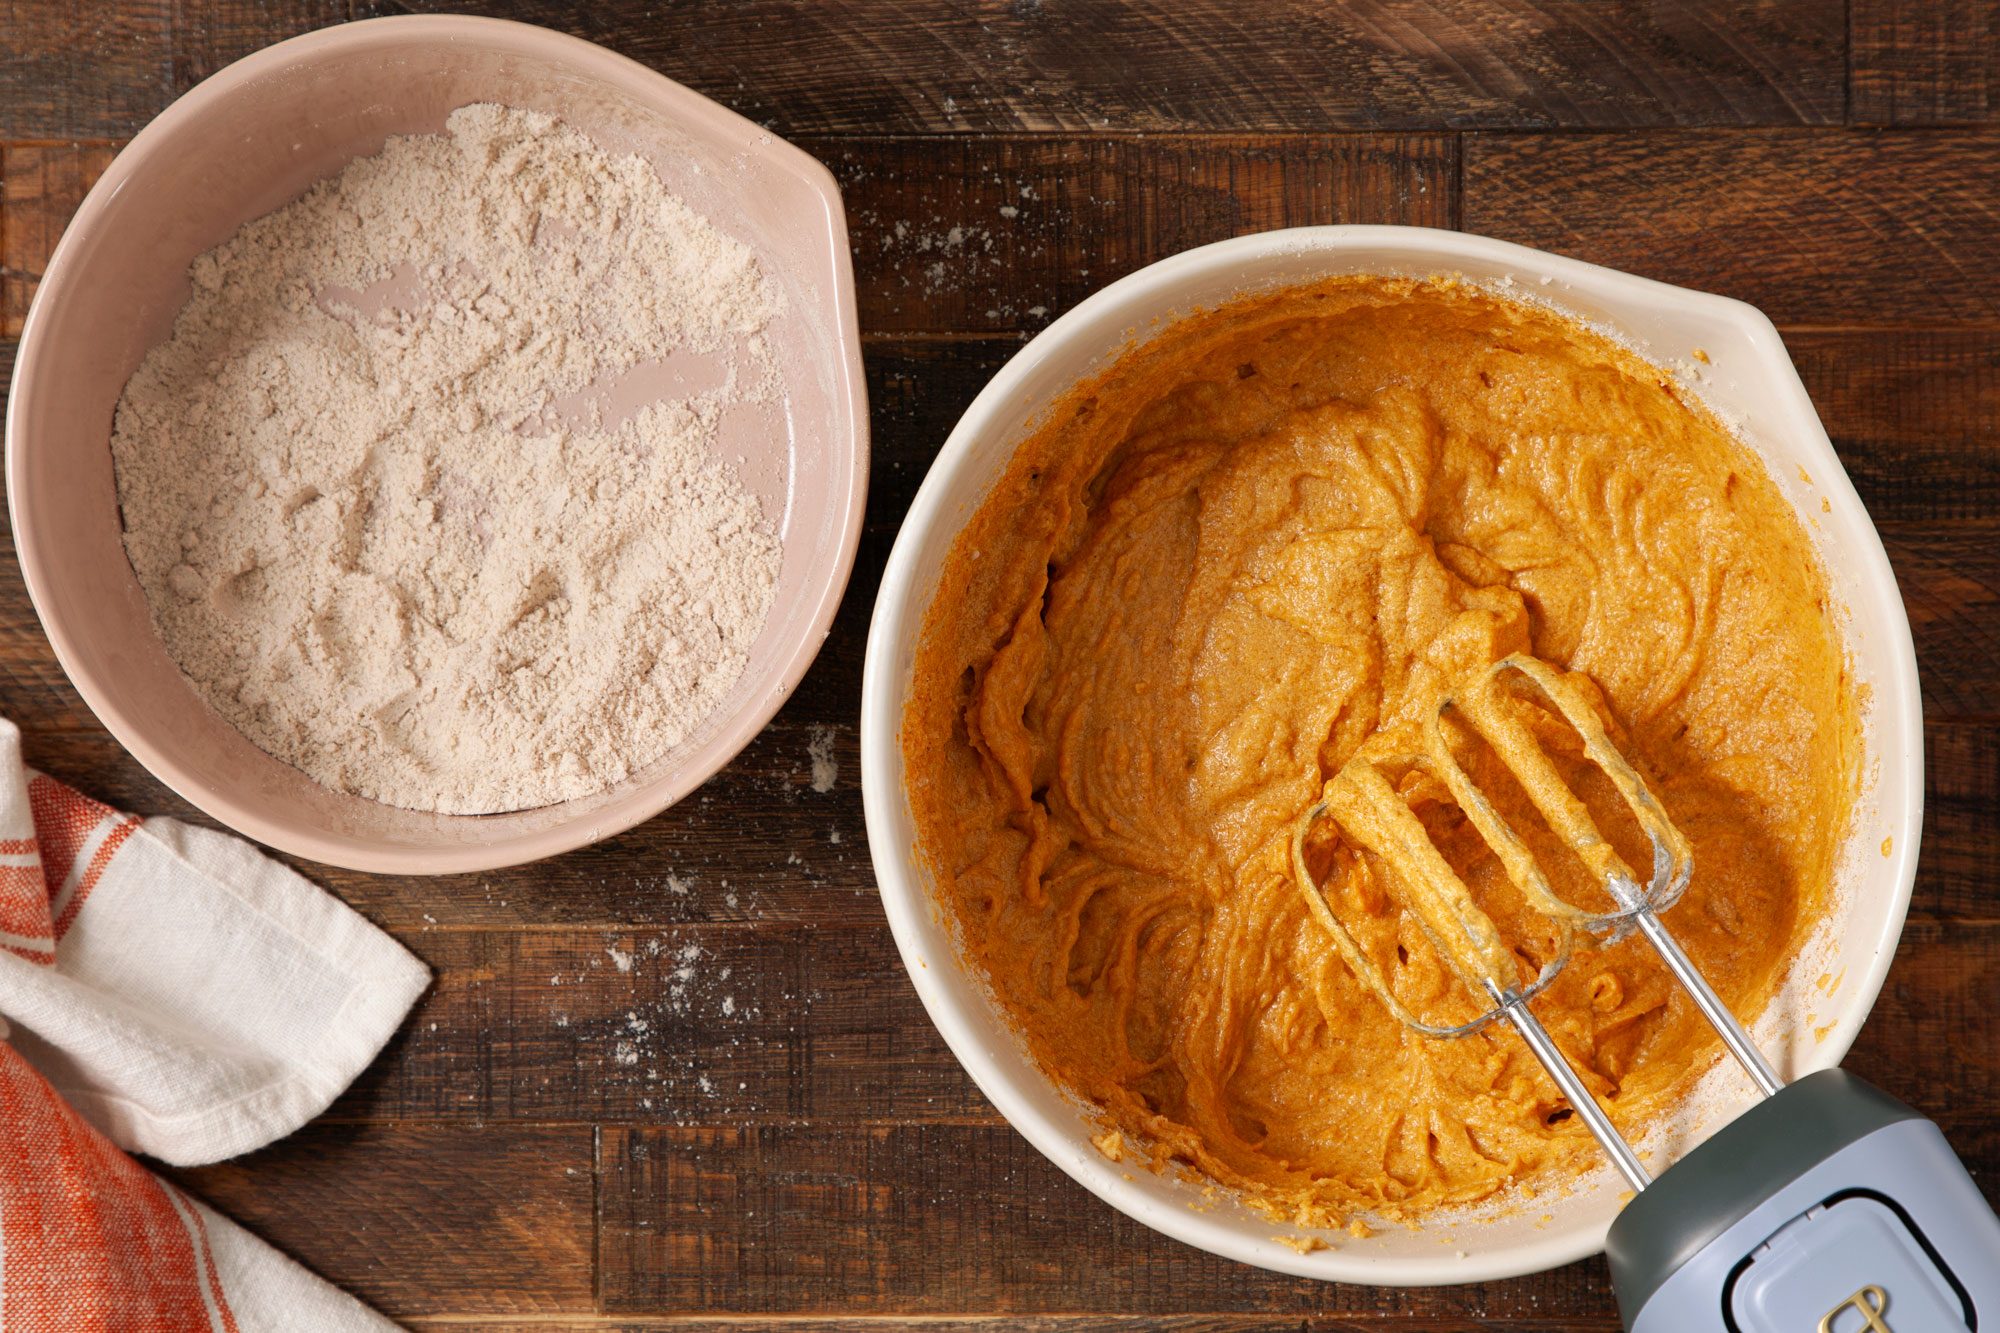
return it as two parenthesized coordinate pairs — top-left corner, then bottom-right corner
(1290, 654), (2000, 1332)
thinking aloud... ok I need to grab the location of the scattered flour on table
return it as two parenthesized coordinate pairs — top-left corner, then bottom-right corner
(110, 103), (782, 813)
(806, 723), (839, 793)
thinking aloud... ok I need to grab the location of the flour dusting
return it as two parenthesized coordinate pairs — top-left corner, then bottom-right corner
(807, 723), (840, 793)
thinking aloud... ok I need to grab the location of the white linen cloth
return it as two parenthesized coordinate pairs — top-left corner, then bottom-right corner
(0, 720), (428, 1330)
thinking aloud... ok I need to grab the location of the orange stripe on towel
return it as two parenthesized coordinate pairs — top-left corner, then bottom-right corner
(176, 1189), (242, 1333)
(25, 775), (139, 945)
(0, 1041), (235, 1330)
(0, 861), (53, 959)
(51, 816), (139, 941)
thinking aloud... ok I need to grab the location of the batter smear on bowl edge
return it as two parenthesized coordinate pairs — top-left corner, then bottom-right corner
(901, 276), (1860, 1227)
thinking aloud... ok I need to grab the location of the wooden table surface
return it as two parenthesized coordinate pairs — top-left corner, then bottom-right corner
(4, 2), (1998, 1328)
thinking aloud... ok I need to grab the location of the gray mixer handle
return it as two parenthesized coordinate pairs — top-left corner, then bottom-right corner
(1610, 1069), (2000, 1332)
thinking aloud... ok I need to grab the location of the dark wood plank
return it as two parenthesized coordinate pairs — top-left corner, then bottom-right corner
(599, 1120), (1615, 1318)
(0, 0), (1851, 141)
(318, 913), (2000, 1127)
(168, 0), (353, 99)
(1, 141), (118, 335)
(332, 922), (991, 1125)
(816, 134), (1456, 334)
(374, 0), (1844, 135)
(402, 1312), (1624, 1320)
(1787, 328), (2000, 522)
(1850, 0), (2000, 125)
(0, 0), (171, 142)
(1887, 521), (2000, 720)
(0, 0), (349, 141)
(1463, 130), (2000, 326)
(1849, 922), (2000, 1130)
(1923, 721), (2000, 923)
(166, 1122), (595, 1317)
(21, 133), (2000, 341)
(154, 933), (2000, 1314)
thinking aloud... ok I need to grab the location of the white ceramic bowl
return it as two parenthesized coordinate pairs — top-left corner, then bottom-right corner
(861, 226), (1922, 1284)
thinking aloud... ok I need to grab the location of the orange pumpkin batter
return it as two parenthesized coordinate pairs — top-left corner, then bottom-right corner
(902, 277), (1858, 1224)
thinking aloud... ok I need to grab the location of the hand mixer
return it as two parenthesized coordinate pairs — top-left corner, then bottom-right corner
(1290, 654), (2000, 1332)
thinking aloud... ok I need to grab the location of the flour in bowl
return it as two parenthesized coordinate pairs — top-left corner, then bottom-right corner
(110, 104), (783, 814)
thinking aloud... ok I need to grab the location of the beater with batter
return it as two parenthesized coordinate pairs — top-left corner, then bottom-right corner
(1293, 652), (2000, 1330)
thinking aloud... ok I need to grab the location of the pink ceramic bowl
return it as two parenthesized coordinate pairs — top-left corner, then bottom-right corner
(6, 16), (867, 873)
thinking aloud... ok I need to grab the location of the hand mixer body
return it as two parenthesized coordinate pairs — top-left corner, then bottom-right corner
(1610, 1069), (2000, 1333)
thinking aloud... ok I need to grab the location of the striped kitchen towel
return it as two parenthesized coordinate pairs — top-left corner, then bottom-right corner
(0, 720), (429, 1330)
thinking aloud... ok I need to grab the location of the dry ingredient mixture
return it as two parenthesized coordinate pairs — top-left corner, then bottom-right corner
(111, 104), (782, 814)
(903, 278), (1858, 1226)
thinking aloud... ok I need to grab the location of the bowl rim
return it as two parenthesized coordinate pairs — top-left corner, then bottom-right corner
(5, 13), (869, 874)
(859, 224), (1924, 1285)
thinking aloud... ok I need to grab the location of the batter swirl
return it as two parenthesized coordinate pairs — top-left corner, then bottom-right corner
(902, 278), (1857, 1223)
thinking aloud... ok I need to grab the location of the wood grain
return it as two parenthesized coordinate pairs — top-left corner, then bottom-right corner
(0, 0), (351, 141)
(814, 134), (1456, 334)
(166, 0), (354, 98)
(1888, 522), (2000, 719)
(296, 918), (1995, 1128)
(8, 722), (882, 928)
(407, 1322), (1625, 1332)
(331, 922), (992, 1125)
(1850, 0), (2000, 125)
(1, 140), (117, 335)
(1463, 130), (2000, 325)
(325, 0), (1837, 137)
(1785, 328), (2000, 522)
(402, 1312), (1624, 1320)
(1, 0), (173, 143)
(1, 0), (1851, 142)
(1925, 722), (2000, 923)
(599, 1120), (1615, 1318)
(167, 1122), (596, 1317)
